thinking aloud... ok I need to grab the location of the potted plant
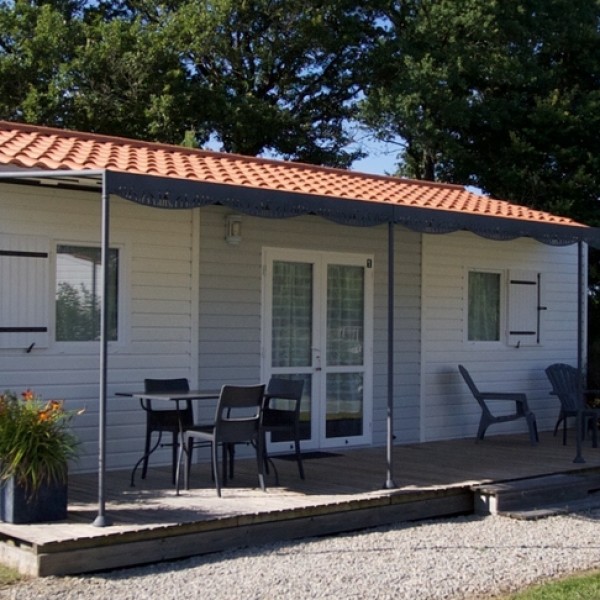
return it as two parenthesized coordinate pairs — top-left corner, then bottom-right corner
(0, 389), (83, 523)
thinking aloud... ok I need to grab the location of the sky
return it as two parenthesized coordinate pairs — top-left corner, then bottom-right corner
(349, 137), (400, 177)
(352, 150), (398, 176)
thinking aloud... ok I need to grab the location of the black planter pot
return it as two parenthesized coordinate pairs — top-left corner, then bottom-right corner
(0, 476), (68, 524)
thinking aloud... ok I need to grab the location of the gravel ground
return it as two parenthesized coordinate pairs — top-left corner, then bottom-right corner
(3, 508), (600, 600)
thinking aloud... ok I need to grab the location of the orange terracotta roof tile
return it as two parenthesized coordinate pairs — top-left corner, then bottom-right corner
(0, 121), (582, 228)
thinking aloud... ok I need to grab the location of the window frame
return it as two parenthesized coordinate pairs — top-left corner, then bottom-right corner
(51, 241), (126, 348)
(465, 268), (505, 345)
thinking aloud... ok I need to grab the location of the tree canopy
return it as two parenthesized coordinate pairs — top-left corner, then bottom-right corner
(362, 0), (600, 224)
(1, 0), (600, 221)
(0, 0), (380, 167)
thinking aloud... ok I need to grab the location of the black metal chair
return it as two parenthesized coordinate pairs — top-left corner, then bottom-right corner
(182, 384), (266, 497)
(141, 378), (193, 483)
(261, 377), (305, 483)
(458, 365), (538, 444)
(545, 363), (599, 447)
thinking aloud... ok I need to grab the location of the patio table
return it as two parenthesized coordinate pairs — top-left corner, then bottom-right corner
(116, 390), (220, 493)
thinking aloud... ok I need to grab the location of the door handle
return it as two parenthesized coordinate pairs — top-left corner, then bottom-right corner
(312, 347), (322, 371)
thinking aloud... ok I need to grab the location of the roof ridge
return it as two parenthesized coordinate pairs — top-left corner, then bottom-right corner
(0, 120), (467, 193)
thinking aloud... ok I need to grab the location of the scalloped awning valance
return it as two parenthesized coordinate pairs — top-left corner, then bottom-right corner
(105, 170), (599, 247)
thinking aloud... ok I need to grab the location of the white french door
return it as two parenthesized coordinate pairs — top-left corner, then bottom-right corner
(262, 248), (373, 450)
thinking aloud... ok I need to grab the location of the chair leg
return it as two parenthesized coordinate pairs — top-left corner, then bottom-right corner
(262, 432), (270, 476)
(260, 432), (279, 485)
(171, 432), (178, 485)
(175, 437), (184, 494)
(228, 443), (235, 479)
(141, 429), (152, 479)
(553, 415), (561, 437)
(476, 416), (488, 441)
(526, 413), (538, 445)
(212, 440), (222, 497)
(221, 444), (229, 484)
(256, 433), (266, 492)
(183, 436), (192, 490)
(186, 439), (194, 484)
(589, 416), (598, 448)
(294, 427), (305, 479)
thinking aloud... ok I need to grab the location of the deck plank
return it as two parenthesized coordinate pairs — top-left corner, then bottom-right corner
(2, 431), (600, 576)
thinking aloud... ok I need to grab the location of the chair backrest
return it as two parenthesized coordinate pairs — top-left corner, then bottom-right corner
(214, 384), (266, 443)
(143, 378), (191, 419)
(144, 378), (190, 393)
(458, 365), (483, 401)
(545, 363), (583, 412)
(264, 377), (304, 416)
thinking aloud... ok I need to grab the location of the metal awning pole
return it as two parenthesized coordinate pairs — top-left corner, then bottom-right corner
(384, 221), (397, 489)
(93, 173), (112, 526)
(574, 241), (585, 464)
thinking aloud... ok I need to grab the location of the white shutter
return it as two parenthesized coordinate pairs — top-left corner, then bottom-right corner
(0, 234), (49, 349)
(507, 270), (542, 347)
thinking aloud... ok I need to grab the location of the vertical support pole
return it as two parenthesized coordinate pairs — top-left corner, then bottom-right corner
(93, 173), (112, 526)
(574, 241), (585, 464)
(384, 221), (397, 489)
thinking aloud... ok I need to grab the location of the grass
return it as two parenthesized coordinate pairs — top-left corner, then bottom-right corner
(0, 564), (22, 587)
(504, 570), (600, 599)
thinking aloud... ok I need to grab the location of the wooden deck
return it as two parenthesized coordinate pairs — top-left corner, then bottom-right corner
(2, 431), (600, 577)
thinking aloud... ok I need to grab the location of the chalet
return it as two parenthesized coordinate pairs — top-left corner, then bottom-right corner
(1, 120), (598, 485)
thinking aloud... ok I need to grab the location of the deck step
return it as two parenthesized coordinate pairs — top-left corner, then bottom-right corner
(499, 492), (600, 520)
(472, 474), (600, 515)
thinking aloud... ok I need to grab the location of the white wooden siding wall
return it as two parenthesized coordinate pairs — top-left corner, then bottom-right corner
(1, 184), (426, 474)
(0, 184), (196, 473)
(421, 232), (579, 442)
(196, 207), (422, 448)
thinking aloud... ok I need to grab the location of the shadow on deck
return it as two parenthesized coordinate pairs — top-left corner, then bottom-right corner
(2, 431), (600, 577)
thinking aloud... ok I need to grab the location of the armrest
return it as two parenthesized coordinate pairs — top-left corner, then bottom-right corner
(478, 392), (527, 403)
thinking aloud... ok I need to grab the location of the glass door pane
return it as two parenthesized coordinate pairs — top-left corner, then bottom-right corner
(271, 261), (313, 442)
(326, 372), (363, 438)
(325, 264), (365, 439)
(269, 373), (312, 443)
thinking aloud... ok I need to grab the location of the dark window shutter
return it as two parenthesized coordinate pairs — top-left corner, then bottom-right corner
(0, 235), (49, 349)
(507, 270), (542, 347)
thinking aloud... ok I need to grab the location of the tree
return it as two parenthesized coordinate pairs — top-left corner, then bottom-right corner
(362, 0), (600, 223)
(363, 0), (600, 387)
(0, 1), (81, 125)
(65, 15), (190, 143)
(158, 0), (378, 166)
(0, 0), (381, 167)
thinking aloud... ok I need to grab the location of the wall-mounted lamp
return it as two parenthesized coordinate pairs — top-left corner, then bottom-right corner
(225, 214), (242, 245)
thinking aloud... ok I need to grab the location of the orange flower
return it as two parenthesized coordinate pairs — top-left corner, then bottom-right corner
(21, 389), (35, 402)
(37, 409), (51, 422)
(48, 400), (63, 412)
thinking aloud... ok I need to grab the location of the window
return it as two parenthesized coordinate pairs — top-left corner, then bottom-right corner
(468, 271), (501, 342)
(55, 245), (119, 341)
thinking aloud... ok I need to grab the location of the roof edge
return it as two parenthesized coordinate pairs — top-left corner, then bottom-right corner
(0, 120), (467, 193)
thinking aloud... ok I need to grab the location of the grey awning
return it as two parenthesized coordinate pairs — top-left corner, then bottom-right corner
(1, 168), (598, 247)
(105, 170), (600, 247)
